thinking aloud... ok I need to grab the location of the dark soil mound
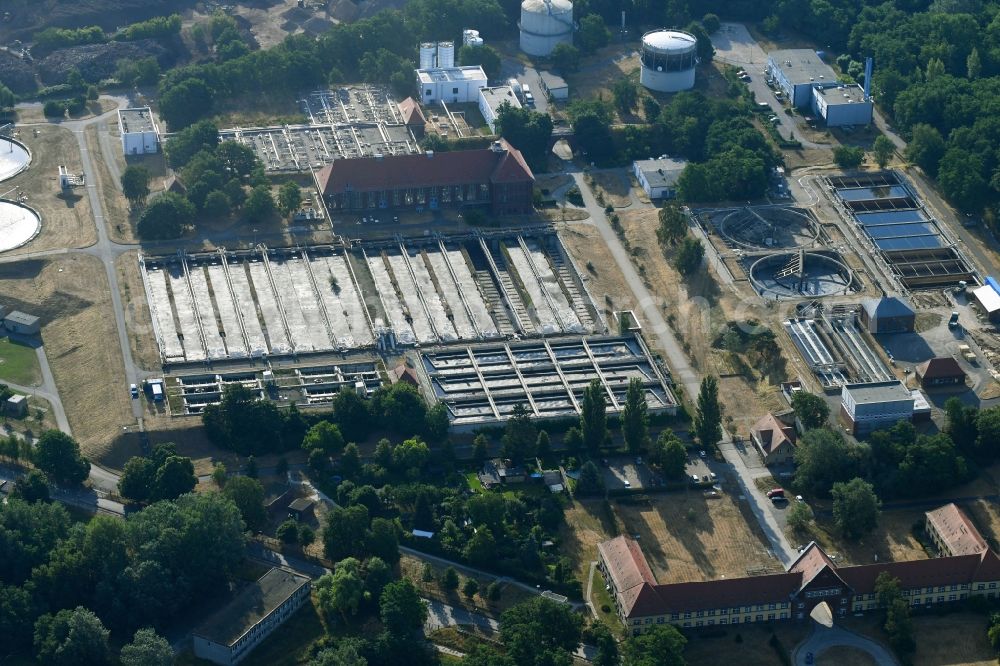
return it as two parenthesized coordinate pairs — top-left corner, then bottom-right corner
(37, 39), (170, 85)
(0, 50), (38, 93)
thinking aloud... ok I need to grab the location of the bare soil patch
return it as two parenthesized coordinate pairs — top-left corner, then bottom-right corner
(0, 255), (132, 457)
(558, 223), (632, 326)
(3, 125), (96, 255)
(585, 171), (631, 209)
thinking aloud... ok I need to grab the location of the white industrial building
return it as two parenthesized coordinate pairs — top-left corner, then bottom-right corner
(632, 157), (687, 199)
(840, 380), (914, 436)
(519, 0), (573, 56)
(117, 107), (160, 155)
(479, 86), (522, 133)
(416, 66), (489, 103)
(539, 71), (569, 100)
(811, 84), (873, 127)
(766, 49), (836, 108)
(639, 30), (697, 93)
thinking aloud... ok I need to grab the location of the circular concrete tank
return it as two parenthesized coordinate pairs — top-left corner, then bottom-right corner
(639, 29), (697, 92)
(519, 0), (573, 57)
(0, 137), (31, 183)
(749, 252), (856, 300)
(0, 199), (41, 253)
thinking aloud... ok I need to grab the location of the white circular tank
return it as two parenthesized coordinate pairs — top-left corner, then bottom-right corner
(0, 137), (31, 183)
(519, 0), (573, 57)
(0, 199), (41, 253)
(419, 42), (437, 69)
(437, 41), (455, 68)
(639, 29), (697, 92)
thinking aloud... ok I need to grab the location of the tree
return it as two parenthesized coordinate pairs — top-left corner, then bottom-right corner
(794, 429), (858, 496)
(875, 573), (914, 655)
(118, 456), (156, 502)
(333, 388), (372, 442)
(165, 120), (219, 169)
(245, 185), (276, 223)
(976, 407), (1000, 462)
(464, 526), (497, 565)
(303, 421), (346, 456)
(833, 145), (865, 169)
(152, 455), (197, 501)
(966, 47), (982, 79)
(502, 403), (536, 462)
(573, 109), (616, 165)
(904, 124), (946, 177)
(310, 641), (369, 666)
(463, 578), (480, 599)
(872, 135), (895, 169)
(222, 476), (266, 530)
(11, 469), (50, 503)
(323, 504), (370, 561)
(121, 165), (151, 208)
(493, 105), (553, 171)
(580, 379), (607, 452)
(457, 44), (502, 79)
(473, 434), (490, 464)
(832, 478), (881, 539)
(486, 581), (502, 603)
(791, 391), (830, 430)
(787, 500), (814, 533)
(551, 43), (581, 74)
(622, 624), (686, 666)
(211, 463), (227, 488)
(656, 204), (688, 247)
(159, 78), (214, 130)
(203, 190), (232, 218)
(622, 377), (650, 453)
(0, 83), (15, 110)
(441, 566), (460, 592)
(33, 430), (89, 485)
(34, 607), (111, 666)
(277, 181), (302, 217)
(119, 628), (172, 666)
(299, 524), (316, 547)
(277, 519), (300, 544)
(701, 13), (721, 33)
(673, 237), (704, 276)
(380, 579), (427, 636)
(649, 430), (687, 478)
(365, 517), (400, 564)
(694, 376), (722, 450)
(137, 192), (195, 240)
(500, 597), (582, 666)
(589, 623), (619, 666)
(577, 14), (610, 53)
(535, 430), (551, 460)
(612, 78), (639, 114)
(576, 460), (605, 496)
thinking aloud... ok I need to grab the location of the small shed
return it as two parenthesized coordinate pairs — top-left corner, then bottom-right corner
(539, 71), (569, 100)
(915, 357), (967, 388)
(632, 157), (687, 199)
(287, 498), (316, 522)
(5, 394), (28, 418)
(974, 284), (1000, 323)
(3, 311), (40, 335)
(860, 297), (915, 334)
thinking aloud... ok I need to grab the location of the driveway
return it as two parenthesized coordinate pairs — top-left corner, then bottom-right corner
(792, 624), (899, 666)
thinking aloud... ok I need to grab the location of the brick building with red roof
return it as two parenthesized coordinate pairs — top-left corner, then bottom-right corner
(598, 520), (1000, 635)
(315, 139), (534, 216)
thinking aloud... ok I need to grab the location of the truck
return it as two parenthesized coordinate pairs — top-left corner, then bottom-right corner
(150, 381), (164, 402)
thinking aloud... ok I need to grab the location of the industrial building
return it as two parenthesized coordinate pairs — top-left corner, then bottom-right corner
(117, 107), (160, 155)
(192, 568), (311, 665)
(479, 86), (522, 133)
(539, 71), (569, 100)
(811, 83), (873, 127)
(639, 30), (697, 93)
(783, 310), (894, 390)
(915, 357), (967, 388)
(860, 296), (915, 334)
(316, 139), (534, 215)
(766, 50), (836, 108)
(974, 282), (1000, 322)
(829, 172), (975, 289)
(3, 310), (40, 335)
(519, 0), (573, 56)
(5, 394), (27, 418)
(416, 66), (489, 104)
(632, 157), (687, 199)
(598, 531), (1000, 634)
(421, 334), (676, 429)
(840, 380), (914, 436)
(926, 503), (988, 557)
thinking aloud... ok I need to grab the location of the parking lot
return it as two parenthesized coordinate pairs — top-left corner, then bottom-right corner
(600, 449), (719, 491)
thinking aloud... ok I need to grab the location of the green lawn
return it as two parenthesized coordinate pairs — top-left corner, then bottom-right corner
(589, 566), (621, 631)
(466, 471), (483, 491)
(0, 337), (41, 387)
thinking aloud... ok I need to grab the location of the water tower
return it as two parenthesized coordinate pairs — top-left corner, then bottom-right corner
(519, 0), (573, 57)
(639, 29), (697, 92)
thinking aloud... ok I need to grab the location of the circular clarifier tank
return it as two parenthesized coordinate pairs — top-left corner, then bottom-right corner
(0, 137), (31, 183)
(0, 199), (41, 252)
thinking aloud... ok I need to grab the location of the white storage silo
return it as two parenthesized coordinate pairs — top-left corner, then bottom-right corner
(519, 0), (573, 57)
(639, 29), (697, 92)
(437, 41), (455, 68)
(419, 42), (437, 69)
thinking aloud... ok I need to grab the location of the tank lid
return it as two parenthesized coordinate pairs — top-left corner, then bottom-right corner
(521, 0), (573, 13)
(643, 30), (696, 51)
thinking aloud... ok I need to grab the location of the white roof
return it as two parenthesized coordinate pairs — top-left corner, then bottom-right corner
(521, 0), (573, 14)
(417, 66), (487, 84)
(643, 30), (696, 52)
(974, 284), (1000, 313)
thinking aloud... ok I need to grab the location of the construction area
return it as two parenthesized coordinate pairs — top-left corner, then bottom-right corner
(827, 171), (977, 290)
(218, 85), (421, 172)
(419, 334), (677, 428)
(165, 361), (386, 414)
(784, 304), (895, 389)
(139, 230), (605, 364)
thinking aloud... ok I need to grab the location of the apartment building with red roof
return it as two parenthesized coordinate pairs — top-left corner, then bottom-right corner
(598, 519), (1000, 635)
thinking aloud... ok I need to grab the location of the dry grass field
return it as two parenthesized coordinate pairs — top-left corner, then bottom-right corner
(817, 646), (877, 666)
(114, 250), (159, 371)
(793, 507), (929, 566)
(683, 622), (810, 666)
(561, 492), (780, 586)
(398, 553), (534, 617)
(84, 125), (132, 244)
(14, 99), (116, 125)
(4, 125), (96, 255)
(585, 172), (632, 209)
(0, 255), (132, 457)
(841, 613), (995, 666)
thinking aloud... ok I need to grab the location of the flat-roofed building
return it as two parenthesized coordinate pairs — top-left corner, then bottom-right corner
(193, 568), (311, 665)
(767, 49), (836, 108)
(926, 503), (987, 557)
(974, 284), (1000, 323)
(3, 310), (40, 335)
(811, 84), (873, 127)
(840, 380), (914, 436)
(416, 66), (488, 103)
(118, 107), (160, 155)
(539, 71), (568, 100)
(479, 86), (521, 133)
(632, 157), (687, 199)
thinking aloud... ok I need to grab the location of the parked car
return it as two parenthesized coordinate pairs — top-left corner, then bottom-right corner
(949, 311), (960, 328)
(129, 383), (139, 399)
(766, 488), (785, 499)
(691, 474), (700, 483)
(699, 450), (707, 458)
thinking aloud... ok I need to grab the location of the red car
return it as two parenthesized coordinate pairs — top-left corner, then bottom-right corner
(766, 488), (785, 499)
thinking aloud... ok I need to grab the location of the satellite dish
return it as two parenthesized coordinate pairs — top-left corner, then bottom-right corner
(809, 601), (833, 628)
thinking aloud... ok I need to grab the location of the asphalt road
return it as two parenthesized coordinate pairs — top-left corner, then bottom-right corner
(792, 624), (899, 666)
